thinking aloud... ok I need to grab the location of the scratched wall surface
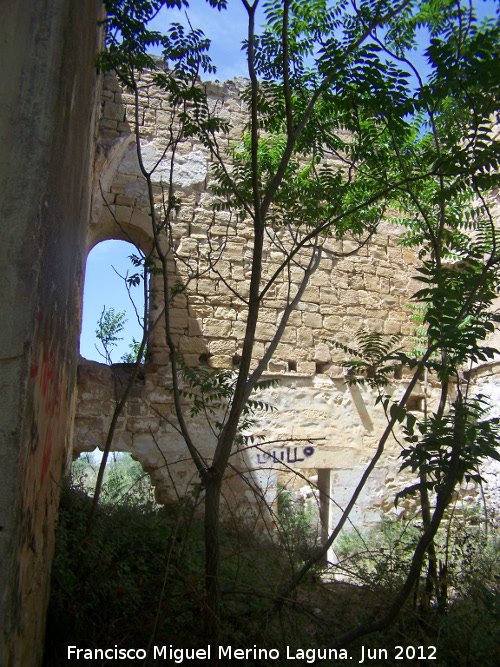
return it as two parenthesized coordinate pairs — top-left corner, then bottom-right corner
(0, 1), (102, 664)
(74, 68), (500, 528)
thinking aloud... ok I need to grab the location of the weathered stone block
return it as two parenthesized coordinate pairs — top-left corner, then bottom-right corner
(297, 361), (316, 374)
(279, 327), (296, 344)
(314, 344), (331, 363)
(169, 308), (188, 330)
(209, 355), (233, 369)
(268, 360), (287, 372)
(209, 339), (236, 355)
(130, 207), (151, 228)
(197, 279), (217, 294)
(255, 321), (274, 341)
(203, 318), (231, 337)
(114, 205), (133, 222)
(384, 320), (401, 335)
(178, 335), (208, 354)
(104, 100), (125, 121)
(297, 327), (314, 346)
(126, 401), (148, 417)
(224, 243), (244, 259)
(302, 311), (322, 328)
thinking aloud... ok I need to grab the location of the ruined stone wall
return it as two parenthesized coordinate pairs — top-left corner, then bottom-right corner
(0, 1), (103, 664)
(74, 67), (500, 529)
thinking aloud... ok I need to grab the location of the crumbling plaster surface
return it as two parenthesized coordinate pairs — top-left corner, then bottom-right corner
(0, 1), (102, 664)
(74, 68), (500, 528)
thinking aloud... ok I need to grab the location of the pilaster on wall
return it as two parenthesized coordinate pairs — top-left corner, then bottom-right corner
(0, 1), (102, 664)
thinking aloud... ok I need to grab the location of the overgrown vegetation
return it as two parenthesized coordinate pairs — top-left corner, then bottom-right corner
(45, 466), (318, 665)
(45, 470), (500, 665)
(73, 452), (156, 506)
(332, 511), (500, 666)
(277, 482), (321, 565)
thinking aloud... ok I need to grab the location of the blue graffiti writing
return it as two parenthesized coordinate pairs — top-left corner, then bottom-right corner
(256, 445), (315, 466)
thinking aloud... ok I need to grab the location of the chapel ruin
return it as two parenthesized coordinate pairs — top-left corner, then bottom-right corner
(1, 4), (499, 663)
(73, 66), (500, 530)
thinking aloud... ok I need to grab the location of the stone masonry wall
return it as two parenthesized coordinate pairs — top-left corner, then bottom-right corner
(74, 66), (500, 529)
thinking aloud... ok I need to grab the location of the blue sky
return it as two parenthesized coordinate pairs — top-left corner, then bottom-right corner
(80, 240), (145, 362)
(146, 0), (498, 81)
(148, 0), (264, 81)
(80, 0), (499, 362)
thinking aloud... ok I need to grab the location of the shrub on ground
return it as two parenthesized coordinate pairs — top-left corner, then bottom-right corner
(45, 471), (500, 667)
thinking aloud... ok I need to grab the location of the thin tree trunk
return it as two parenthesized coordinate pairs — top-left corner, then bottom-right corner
(419, 475), (439, 610)
(204, 471), (222, 643)
(86, 336), (148, 536)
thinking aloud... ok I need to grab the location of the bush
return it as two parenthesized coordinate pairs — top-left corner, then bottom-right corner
(44, 480), (313, 665)
(45, 476), (500, 667)
(332, 510), (500, 666)
(276, 483), (321, 566)
(72, 451), (156, 507)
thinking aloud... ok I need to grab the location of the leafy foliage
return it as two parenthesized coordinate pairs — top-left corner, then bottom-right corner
(277, 483), (320, 565)
(98, 0), (217, 84)
(410, 258), (500, 370)
(333, 331), (403, 389)
(121, 336), (147, 363)
(95, 307), (126, 364)
(335, 509), (500, 645)
(398, 395), (500, 503)
(175, 356), (277, 439)
(45, 481), (196, 665)
(73, 452), (155, 505)
(45, 482), (500, 666)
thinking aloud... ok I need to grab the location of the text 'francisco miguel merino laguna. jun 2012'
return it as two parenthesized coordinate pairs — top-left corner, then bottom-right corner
(67, 644), (439, 663)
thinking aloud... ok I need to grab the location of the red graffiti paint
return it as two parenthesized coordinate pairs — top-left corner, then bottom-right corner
(30, 311), (64, 487)
(41, 352), (54, 397)
(40, 424), (53, 486)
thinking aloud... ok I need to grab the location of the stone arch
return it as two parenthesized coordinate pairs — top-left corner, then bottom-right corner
(89, 133), (153, 254)
(87, 218), (152, 257)
(84, 130), (173, 360)
(73, 131), (201, 500)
